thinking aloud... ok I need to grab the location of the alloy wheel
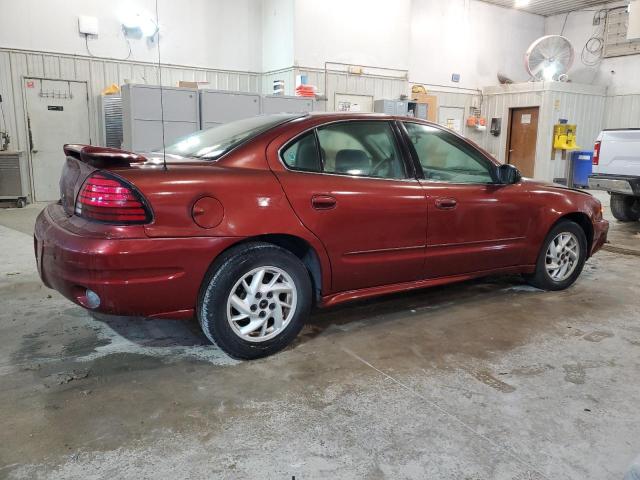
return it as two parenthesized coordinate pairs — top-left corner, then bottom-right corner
(226, 266), (297, 342)
(545, 232), (580, 282)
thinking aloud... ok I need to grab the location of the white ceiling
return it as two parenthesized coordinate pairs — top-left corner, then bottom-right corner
(478, 0), (617, 16)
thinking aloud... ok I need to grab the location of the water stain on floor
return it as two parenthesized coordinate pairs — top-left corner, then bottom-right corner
(583, 331), (614, 343)
(468, 369), (516, 393)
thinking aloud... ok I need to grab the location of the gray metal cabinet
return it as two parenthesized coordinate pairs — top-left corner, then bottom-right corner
(262, 96), (314, 115)
(199, 90), (261, 129)
(409, 102), (428, 120)
(374, 99), (408, 116)
(122, 84), (200, 152)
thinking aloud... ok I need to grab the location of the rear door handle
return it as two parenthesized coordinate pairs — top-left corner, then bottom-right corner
(311, 195), (337, 210)
(435, 197), (457, 210)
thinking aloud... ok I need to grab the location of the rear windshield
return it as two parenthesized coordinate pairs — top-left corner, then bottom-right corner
(162, 114), (301, 160)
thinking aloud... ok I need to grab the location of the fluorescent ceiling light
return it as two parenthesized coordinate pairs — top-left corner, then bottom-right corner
(515, 0), (530, 7)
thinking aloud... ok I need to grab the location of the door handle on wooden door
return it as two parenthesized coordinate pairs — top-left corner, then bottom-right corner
(435, 198), (457, 210)
(311, 195), (337, 210)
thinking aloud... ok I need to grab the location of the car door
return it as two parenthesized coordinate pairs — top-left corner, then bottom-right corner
(269, 120), (427, 293)
(401, 122), (531, 278)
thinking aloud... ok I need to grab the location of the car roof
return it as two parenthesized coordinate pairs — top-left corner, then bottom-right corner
(286, 111), (439, 126)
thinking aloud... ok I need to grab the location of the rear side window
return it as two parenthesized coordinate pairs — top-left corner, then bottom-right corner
(281, 121), (408, 180)
(281, 132), (322, 172)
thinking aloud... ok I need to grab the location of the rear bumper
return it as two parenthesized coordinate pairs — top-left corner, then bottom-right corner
(588, 174), (640, 196)
(591, 218), (609, 256)
(34, 204), (240, 319)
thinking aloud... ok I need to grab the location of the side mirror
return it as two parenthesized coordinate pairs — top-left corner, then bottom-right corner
(497, 163), (522, 184)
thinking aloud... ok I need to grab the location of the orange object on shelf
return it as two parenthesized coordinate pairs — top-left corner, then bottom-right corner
(295, 85), (316, 97)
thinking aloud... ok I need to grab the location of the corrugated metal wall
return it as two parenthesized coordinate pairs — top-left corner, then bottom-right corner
(262, 68), (297, 96)
(540, 86), (606, 181)
(481, 82), (606, 181)
(604, 95), (640, 129)
(422, 87), (482, 140)
(0, 47), (633, 189)
(482, 84), (545, 161)
(0, 48), (261, 152)
(295, 67), (409, 111)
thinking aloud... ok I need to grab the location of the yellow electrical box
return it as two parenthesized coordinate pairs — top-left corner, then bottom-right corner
(553, 124), (579, 150)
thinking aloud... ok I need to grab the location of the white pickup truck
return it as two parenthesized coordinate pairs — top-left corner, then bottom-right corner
(588, 129), (640, 222)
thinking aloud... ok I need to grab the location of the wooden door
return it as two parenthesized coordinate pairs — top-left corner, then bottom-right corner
(506, 107), (539, 178)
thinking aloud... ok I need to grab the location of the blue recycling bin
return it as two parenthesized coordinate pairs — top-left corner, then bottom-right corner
(570, 150), (593, 188)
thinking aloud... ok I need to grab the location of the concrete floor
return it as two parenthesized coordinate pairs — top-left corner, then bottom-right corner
(1, 194), (640, 479)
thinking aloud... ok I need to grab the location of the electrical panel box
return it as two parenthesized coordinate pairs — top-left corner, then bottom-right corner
(373, 99), (408, 116)
(122, 84), (200, 152)
(262, 96), (314, 115)
(78, 16), (99, 35)
(199, 90), (261, 129)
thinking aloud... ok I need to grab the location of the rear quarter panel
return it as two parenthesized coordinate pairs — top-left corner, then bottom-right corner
(112, 142), (334, 293)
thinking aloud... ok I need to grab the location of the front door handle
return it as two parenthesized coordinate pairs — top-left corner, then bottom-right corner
(435, 197), (457, 210)
(311, 194), (337, 210)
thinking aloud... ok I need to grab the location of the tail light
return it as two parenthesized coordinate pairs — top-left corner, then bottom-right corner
(593, 141), (601, 165)
(75, 172), (151, 224)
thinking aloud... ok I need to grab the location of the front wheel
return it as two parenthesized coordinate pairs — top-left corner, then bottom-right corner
(197, 242), (312, 360)
(525, 220), (587, 291)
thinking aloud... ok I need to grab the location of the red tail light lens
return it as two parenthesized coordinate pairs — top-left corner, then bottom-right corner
(75, 172), (151, 224)
(593, 141), (601, 165)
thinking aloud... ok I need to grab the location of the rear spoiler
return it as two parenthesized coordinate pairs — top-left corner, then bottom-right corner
(63, 144), (146, 166)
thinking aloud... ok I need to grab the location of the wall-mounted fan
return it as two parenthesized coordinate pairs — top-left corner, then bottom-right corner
(525, 35), (575, 81)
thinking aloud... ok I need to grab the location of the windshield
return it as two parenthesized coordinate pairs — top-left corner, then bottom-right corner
(162, 114), (302, 160)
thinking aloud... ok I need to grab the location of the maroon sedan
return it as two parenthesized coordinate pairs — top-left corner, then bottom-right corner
(35, 113), (608, 359)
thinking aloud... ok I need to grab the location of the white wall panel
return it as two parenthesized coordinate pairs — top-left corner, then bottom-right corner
(294, 67), (408, 112)
(604, 95), (640, 128)
(481, 82), (606, 182)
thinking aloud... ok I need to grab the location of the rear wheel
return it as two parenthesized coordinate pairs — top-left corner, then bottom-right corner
(525, 220), (587, 291)
(610, 193), (640, 222)
(197, 242), (312, 359)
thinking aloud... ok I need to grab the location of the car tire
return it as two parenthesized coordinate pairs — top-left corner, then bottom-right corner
(197, 242), (312, 360)
(610, 193), (640, 222)
(525, 220), (587, 291)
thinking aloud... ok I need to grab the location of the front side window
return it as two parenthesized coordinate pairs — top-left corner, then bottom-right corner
(315, 121), (407, 179)
(404, 122), (495, 184)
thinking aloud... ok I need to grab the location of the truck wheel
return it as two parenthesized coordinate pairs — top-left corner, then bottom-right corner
(610, 193), (640, 222)
(525, 220), (587, 291)
(197, 242), (312, 360)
